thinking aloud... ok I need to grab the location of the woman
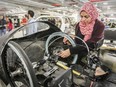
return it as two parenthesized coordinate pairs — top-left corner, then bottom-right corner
(59, 2), (105, 65)
(7, 19), (13, 32)
(0, 16), (7, 36)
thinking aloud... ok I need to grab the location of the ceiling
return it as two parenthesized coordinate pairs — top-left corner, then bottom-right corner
(0, 0), (116, 18)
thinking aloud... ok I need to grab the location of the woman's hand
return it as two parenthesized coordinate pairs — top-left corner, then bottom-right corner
(63, 35), (75, 45)
(59, 49), (71, 58)
(63, 37), (70, 45)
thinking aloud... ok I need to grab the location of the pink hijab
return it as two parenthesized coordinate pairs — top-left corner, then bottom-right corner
(79, 2), (99, 41)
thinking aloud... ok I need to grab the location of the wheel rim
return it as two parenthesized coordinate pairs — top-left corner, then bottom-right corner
(45, 32), (78, 64)
(1, 41), (38, 87)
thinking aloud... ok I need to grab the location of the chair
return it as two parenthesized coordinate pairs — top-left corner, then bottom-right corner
(81, 38), (104, 69)
(92, 38), (104, 57)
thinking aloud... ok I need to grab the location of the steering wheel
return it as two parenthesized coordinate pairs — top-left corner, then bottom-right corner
(45, 32), (78, 64)
(45, 32), (89, 64)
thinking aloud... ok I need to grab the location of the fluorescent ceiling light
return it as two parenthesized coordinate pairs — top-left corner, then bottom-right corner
(103, 2), (108, 5)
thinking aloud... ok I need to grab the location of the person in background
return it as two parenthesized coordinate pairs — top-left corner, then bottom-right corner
(26, 10), (37, 35)
(21, 14), (28, 26)
(7, 19), (13, 32)
(0, 16), (7, 36)
(59, 2), (105, 66)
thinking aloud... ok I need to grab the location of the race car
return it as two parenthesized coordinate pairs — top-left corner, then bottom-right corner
(0, 21), (80, 87)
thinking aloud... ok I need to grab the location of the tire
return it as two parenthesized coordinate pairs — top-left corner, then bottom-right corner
(1, 41), (38, 87)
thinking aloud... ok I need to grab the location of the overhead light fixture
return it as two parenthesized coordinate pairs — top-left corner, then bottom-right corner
(103, 2), (108, 5)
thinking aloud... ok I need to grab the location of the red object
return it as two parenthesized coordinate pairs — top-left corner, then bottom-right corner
(21, 18), (27, 24)
(52, 3), (61, 7)
(89, 0), (105, 2)
(8, 22), (13, 31)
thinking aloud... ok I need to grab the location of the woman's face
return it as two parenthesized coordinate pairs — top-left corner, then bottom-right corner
(80, 11), (92, 24)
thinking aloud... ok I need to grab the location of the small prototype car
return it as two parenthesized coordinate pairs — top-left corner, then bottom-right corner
(0, 21), (81, 87)
(0, 21), (116, 87)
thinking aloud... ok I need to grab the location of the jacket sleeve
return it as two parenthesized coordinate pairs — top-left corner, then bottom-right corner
(90, 20), (105, 42)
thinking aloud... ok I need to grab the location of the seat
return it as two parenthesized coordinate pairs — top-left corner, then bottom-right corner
(94, 38), (104, 51)
(91, 38), (104, 57)
(81, 38), (104, 67)
(79, 38), (104, 79)
(87, 38), (104, 69)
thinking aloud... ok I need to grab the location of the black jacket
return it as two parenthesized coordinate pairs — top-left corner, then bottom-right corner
(0, 19), (6, 30)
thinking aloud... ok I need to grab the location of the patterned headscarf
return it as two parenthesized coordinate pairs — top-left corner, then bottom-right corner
(79, 2), (99, 41)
